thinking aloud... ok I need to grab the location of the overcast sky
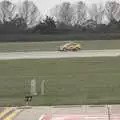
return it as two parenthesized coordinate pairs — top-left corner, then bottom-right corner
(8, 0), (115, 14)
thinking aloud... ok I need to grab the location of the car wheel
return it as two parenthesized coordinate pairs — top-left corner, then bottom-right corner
(76, 47), (80, 51)
(63, 48), (67, 51)
(72, 48), (77, 51)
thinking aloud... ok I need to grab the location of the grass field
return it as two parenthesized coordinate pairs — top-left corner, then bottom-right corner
(1, 40), (120, 52)
(0, 33), (120, 42)
(0, 57), (120, 106)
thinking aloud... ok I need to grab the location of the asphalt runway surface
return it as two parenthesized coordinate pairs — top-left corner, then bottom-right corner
(4, 105), (120, 120)
(0, 49), (120, 60)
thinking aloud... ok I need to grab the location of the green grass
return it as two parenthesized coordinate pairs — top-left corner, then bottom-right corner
(1, 40), (120, 52)
(0, 57), (120, 106)
(1, 33), (120, 42)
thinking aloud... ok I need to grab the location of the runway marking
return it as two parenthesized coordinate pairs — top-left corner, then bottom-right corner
(0, 108), (13, 119)
(0, 107), (21, 120)
(3, 109), (21, 120)
(1, 49), (120, 60)
(39, 113), (51, 120)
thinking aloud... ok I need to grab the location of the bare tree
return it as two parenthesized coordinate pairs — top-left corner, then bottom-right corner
(51, 2), (74, 25)
(88, 3), (105, 24)
(72, 1), (87, 25)
(50, 4), (60, 21)
(20, 0), (41, 27)
(0, 0), (16, 23)
(105, 1), (120, 22)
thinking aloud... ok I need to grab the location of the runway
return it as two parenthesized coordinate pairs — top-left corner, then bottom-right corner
(0, 49), (120, 60)
(1, 105), (120, 120)
(13, 105), (120, 120)
(0, 107), (22, 120)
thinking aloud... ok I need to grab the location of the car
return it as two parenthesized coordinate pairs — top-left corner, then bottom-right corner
(59, 42), (81, 51)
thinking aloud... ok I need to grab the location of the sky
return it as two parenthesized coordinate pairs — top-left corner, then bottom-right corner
(5, 0), (116, 14)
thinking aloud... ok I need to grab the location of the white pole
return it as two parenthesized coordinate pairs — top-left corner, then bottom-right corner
(30, 79), (37, 96)
(41, 80), (45, 95)
(107, 105), (111, 120)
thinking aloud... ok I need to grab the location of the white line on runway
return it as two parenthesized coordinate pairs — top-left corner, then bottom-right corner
(0, 49), (120, 60)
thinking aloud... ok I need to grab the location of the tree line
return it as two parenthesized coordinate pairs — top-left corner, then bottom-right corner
(0, 0), (120, 34)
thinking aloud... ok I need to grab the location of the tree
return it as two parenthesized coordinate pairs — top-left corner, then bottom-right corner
(50, 4), (60, 21)
(72, 1), (87, 25)
(43, 16), (56, 30)
(0, 15), (27, 33)
(105, 1), (120, 22)
(51, 2), (73, 25)
(88, 3), (105, 24)
(20, 0), (41, 27)
(33, 16), (56, 34)
(10, 14), (27, 31)
(0, 0), (16, 23)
